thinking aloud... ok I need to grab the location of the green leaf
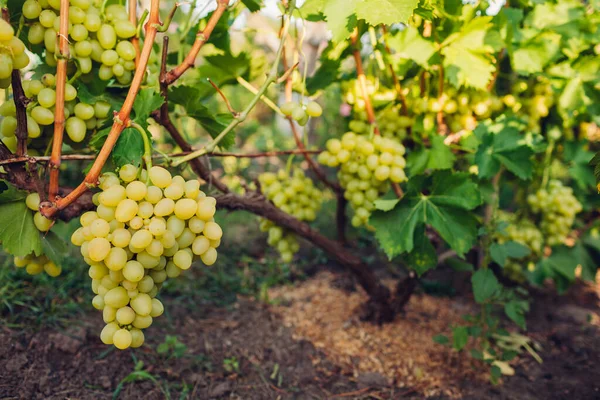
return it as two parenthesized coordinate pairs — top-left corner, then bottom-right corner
(471, 269), (501, 304)
(306, 57), (341, 94)
(0, 186), (43, 257)
(169, 85), (235, 148)
(588, 151), (600, 185)
(41, 231), (68, 267)
(490, 241), (531, 267)
(112, 127), (145, 168)
(241, 0), (262, 12)
(408, 135), (456, 175)
(441, 17), (501, 89)
(132, 88), (163, 129)
(446, 258), (474, 272)
(371, 171), (481, 258)
(387, 27), (436, 68)
(511, 32), (561, 75)
(373, 198), (400, 212)
(205, 52), (250, 80)
(317, 0), (419, 43)
(452, 326), (469, 351)
(433, 334), (449, 345)
(406, 225), (438, 276)
(474, 118), (534, 180)
(504, 299), (528, 330)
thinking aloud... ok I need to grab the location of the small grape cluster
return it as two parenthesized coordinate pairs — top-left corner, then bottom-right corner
(318, 132), (407, 227)
(349, 105), (412, 140)
(14, 253), (61, 277)
(70, 165), (223, 349)
(258, 169), (323, 262)
(0, 74), (111, 151)
(280, 100), (323, 126)
(496, 211), (543, 255)
(22, 0), (137, 84)
(527, 180), (582, 246)
(0, 20), (30, 87)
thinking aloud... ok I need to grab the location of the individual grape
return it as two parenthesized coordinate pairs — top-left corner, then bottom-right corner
(305, 101), (323, 117)
(65, 117), (87, 142)
(31, 106), (54, 125)
(34, 211), (53, 231)
(0, 54), (12, 79)
(97, 24), (117, 49)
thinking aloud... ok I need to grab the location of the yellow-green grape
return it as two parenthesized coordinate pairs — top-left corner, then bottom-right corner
(527, 180), (582, 246)
(496, 211), (543, 256)
(69, 165), (223, 349)
(319, 132), (407, 227)
(13, 253), (61, 277)
(305, 101), (323, 118)
(257, 168), (324, 261)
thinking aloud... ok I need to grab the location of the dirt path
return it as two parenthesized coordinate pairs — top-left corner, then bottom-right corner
(1, 273), (600, 399)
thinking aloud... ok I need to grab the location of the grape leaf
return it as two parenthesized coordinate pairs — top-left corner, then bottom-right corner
(132, 88), (164, 129)
(406, 225), (438, 276)
(504, 299), (528, 330)
(386, 27), (436, 68)
(41, 231), (68, 267)
(474, 118), (534, 180)
(205, 52), (250, 80)
(511, 32), (561, 74)
(112, 127), (145, 167)
(441, 17), (502, 89)
(241, 0), (262, 12)
(452, 326), (469, 351)
(0, 186), (43, 257)
(169, 85), (235, 148)
(490, 241), (531, 267)
(408, 135), (456, 175)
(310, 0), (419, 43)
(471, 268), (501, 304)
(371, 171), (482, 259)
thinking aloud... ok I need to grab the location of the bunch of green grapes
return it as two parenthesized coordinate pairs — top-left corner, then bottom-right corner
(220, 156), (250, 194)
(257, 168), (324, 262)
(496, 211), (544, 255)
(0, 20), (30, 88)
(14, 253), (61, 276)
(502, 261), (535, 284)
(280, 100), (323, 126)
(342, 78), (395, 112)
(0, 73), (112, 151)
(22, 0), (137, 84)
(70, 165), (223, 349)
(318, 132), (407, 227)
(349, 105), (412, 140)
(527, 180), (582, 246)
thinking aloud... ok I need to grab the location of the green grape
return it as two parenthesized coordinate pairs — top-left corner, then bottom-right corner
(31, 106), (54, 125)
(84, 13), (101, 32)
(0, 116), (17, 137)
(305, 101), (323, 117)
(65, 116), (86, 142)
(0, 54), (12, 79)
(114, 20), (136, 38)
(97, 24), (117, 49)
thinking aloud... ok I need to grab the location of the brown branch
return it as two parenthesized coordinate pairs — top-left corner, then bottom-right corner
(156, 35), (230, 194)
(11, 69), (29, 157)
(164, 0), (229, 85)
(350, 29), (379, 135)
(436, 65), (449, 135)
(216, 191), (395, 323)
(42, 0), (161, 219)
(130, 0), (140, 66)
(0, 149), (325, 166)
(48, 0), (70, 201)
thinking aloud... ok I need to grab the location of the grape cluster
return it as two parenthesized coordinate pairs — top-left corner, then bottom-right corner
(318, 132), (407, 227)
(22, 0), (137, 84)
(70, 165), (223, 349)
(14, 253), (61, 276)
(527, 180), (582, 246)
(281, 100), (323, 126)
(0, 20), (30, 88)
(496, 211), (543, 255)
(0, 74), (111, 151)
(349, 105), (412, 140)
(258, 168), (323, 262)
(25, 192), (53, 232)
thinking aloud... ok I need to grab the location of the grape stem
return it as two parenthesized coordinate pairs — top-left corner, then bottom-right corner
(129, 122), (153, 177)
(165, 0), (230, 85)
(208, 78), (238, 116)
(155, 1), (181, 32)
(48, 0), (70, 202)
(171, 2), (295, 167)
(41, 0), (162, 219)
(236, 77), (283, 116)
(350, 28), (380, 136)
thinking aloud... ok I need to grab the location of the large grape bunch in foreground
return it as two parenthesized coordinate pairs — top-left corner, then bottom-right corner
(70, 166), (222, 349)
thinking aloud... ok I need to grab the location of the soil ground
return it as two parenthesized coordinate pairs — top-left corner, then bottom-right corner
(1, 272), (600, 399)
